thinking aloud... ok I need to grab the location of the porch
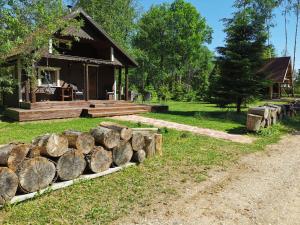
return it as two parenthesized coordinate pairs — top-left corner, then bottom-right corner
(4, 100), (152, 122)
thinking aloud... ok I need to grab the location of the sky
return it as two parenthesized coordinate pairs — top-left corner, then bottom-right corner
(139, 0), (299, 70)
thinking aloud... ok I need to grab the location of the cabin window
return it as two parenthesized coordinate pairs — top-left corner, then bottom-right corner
(37, 67), (60, 87)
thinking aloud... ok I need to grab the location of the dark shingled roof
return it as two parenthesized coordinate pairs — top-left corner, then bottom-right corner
(259, 57), (291, 83)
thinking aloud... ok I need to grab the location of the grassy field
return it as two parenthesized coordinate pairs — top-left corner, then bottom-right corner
(0, 102), (299, 224)
(144, 101), (290, 134)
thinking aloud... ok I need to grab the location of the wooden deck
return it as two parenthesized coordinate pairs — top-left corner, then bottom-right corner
(4, 101), (152, 122)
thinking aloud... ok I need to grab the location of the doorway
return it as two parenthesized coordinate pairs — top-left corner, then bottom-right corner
(88, 65), (99, 100)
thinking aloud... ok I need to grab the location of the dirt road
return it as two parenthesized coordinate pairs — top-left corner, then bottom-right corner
(117, 133), (300, 225)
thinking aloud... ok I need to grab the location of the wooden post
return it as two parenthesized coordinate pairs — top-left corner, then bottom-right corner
(125, 66), (129, 101)
(25, 77), (30, 102)
(30, 65), (36, 103)
(118, 67), (122, 100)
(269, 85), (273, 100)
(84, 64), (89, 101)
(17, 58), (22, 104)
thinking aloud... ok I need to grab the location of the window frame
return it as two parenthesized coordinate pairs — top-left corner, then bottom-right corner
(37, 66), (61, 87)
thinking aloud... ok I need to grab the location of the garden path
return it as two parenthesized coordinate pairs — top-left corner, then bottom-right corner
(112, 115), (255, 144)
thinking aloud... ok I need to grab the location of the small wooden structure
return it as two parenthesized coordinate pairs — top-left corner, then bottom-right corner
(0, 8), (163, 121)
(259, 57), (294, 99)
(1, 8), (137, 108)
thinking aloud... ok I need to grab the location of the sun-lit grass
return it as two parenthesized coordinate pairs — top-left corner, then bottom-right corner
(0, 101), (299, 224)
(142, 100), (291, 134)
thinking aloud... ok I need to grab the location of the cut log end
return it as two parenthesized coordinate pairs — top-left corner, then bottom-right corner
(131, 150), (146, 163)
(63, 131), (95, 154)
(57, 149), (86, 181)
(113, 141), (133, 166)
(247, 114), (263, 132)
(7, 144), (31, 172)
(131, 133), (145, 151)
(90, 127), (120, 149)
(33, 134), (69, 157)
(99, 122), (133, 141)
(18, 157), (56, 193)
(0, 167), (18, 205)
(144, 136), (156, 158)
(87, 146), (112, 173)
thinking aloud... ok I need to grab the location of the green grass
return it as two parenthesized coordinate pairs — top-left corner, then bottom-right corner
(0, 101), (299, 224)
(143, 101), (290, 134)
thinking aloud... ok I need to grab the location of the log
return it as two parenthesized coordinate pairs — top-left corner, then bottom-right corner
(132, 128), (159, 136)
(248, 107), (269, 119)
(63, 130), (95, 154)
(131, 133), (145, 151)
(260, 119), (266, 129)
(18, 157), (56, 193)
(112, 141), (133, 166)
(0, 144), (30, 172)
(155, 134), (163, 156)
(246, 114), (263, 132)
(32, 134), (69, 157)
(0, 144), (17, 166)
(57, 149), (86, 181)
(99, 122), (133, 141)
(0, 167), (18, 205)
(86, 146), (112, 173)
(131, 150), (146, 163)
(90, 127), (120, 149)
(144, 136), (156, 158)
(7, 144), (30, 172)
(27, 146), (41, 158)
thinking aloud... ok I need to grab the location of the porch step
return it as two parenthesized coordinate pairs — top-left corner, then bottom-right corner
(87, 109), (148, 118)
(86, 105), (151, 113)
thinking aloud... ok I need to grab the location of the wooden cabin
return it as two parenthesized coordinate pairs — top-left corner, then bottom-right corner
(1, 8), (155, 121)
(260, 57), (294, 99)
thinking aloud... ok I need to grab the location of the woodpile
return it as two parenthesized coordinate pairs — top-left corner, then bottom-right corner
(246, 103), (297, 132)
(0, 122), (163, 205)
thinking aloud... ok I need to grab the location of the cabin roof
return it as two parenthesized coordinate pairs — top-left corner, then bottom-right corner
(259, 57), (292, 83)
(3, 8), (138, 67)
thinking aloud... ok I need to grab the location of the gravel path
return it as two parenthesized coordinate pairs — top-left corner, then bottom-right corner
(116, 133), (300, 225)
(112, 115), (254, 144)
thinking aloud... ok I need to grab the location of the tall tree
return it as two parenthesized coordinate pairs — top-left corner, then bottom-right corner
(132, 0), (213, 101)
(212, 0), (270, 112)
(293, 0), (300, 73)
(73, 0), (138, 49)
(0, 0), (77, 95)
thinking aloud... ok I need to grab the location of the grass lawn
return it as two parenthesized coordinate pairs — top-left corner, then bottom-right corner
(0, 101), (299, 224)
(143, 101), (290, 134)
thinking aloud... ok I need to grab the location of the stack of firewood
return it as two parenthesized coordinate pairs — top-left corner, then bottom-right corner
(0, 122), (163, 205)
(246, 103), (296, 132)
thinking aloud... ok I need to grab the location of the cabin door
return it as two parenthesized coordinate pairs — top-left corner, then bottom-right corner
(88, 66), (98, 100)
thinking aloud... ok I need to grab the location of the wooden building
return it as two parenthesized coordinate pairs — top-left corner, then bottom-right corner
(1, 8), (155, 121)
(259, 57), (294, 99)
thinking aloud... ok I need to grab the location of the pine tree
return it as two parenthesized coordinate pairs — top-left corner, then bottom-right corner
(212, 0), (270, 112)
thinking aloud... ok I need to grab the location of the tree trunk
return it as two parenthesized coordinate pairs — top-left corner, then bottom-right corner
(63, 130), (95, 154)
(0, 167), (18, 205)
(112, 141), (133, 166)
(18, 157), (56, 193)
(155, 134), (163, 156)
(236, 98), (242, 113)
(144, 136), (155, 158)
(246, 114), (263, 132)
(99, 122), (133, 141)
(293, 0), (300, 74)
(131, 150), (146, 163)
(90, 127), (120, 149)
(57, 149), (86, 181)
(86, 146), (112, 173)
(131, 133), (145, 151)
(32, 134), (69, 158)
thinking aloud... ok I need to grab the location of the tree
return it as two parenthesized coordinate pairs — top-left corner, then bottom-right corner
(73, 0), (138, 49)
(0, 0), (80, 96)
(211, 0), (270, 112)
(132, 0), (213, 101)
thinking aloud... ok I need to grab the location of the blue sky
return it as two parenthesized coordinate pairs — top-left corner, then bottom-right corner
(139, 0), (299, 69)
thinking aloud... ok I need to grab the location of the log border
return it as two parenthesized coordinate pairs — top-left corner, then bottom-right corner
(0, 163), (135, 208)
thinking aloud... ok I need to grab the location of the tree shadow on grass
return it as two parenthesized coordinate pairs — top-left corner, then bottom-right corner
(156, 110), (248, 135)
(281, 116), (300, 131)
